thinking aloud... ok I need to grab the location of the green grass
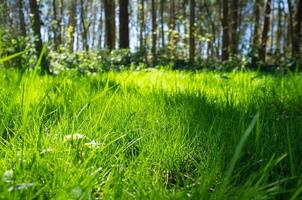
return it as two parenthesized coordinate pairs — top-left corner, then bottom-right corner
(0, 68), (301, 199)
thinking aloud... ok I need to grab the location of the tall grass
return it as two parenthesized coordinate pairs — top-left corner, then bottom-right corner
(0, 69), (301, 199)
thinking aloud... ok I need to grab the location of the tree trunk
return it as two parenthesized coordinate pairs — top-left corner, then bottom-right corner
(68, 0), (77, 52)
(222, 0), (229, 60)
(189, 0), (195, 63)
(293, 0), (302, 60)
(18, 0), (26, 36)
(259, 0), (272, 62)
(287, 0), (294, 57)
(80, 0), (89, 51)
(139, 0), (145, 49)
(52, 0), (58, 49)
(160, 0), (165, 48)
(151, 0), (157, 65)
(276, 0), (282, 56)
(104, 0), (116, 50)
(119, 0), (129, 48)
(252, 0), (261, 66)
(168, 0), (175, 45)
(230, 0), (239, 56)
(29, 0), (49, 73)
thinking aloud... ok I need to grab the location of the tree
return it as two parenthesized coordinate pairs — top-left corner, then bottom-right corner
(259, 0), (272, 62)
(119, 0), (129, 48)
(252, 0), (261, 66)
(189, 0), (195, 63)
(151, 0), (157, 65)
(168, 0), (175, 45)
(67, 0), (77, 52)
(18, 0), (26, 37)
(104, 0), (116, 50)
(293, 0), (302, 61)
(230, 0), (239, 56)
(80, 0), (89, 51)
(139, 0), (145, 49)
(29, 0), (49, 73)
(160, 0), (165, 47)
(222, 0), (229, 60)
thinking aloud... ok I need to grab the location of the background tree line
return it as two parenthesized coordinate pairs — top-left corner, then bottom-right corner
(0, 0), (301, 73)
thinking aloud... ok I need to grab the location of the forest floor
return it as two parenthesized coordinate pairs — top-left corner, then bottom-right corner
(0, 69), (302, 199)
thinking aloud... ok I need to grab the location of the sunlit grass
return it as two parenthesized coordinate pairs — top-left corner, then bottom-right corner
(0, 68), (301, 199)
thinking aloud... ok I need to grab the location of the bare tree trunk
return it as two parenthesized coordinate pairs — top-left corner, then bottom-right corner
(259, 0), (272, 62)
(252, 0), (261, 66)
(168, 0), (175, 45)
(104, 0), (116, 50)
(160, 0), (165, 48)
(119, 0), (129, 48)
(222, 0), (229, 60)
(52, 0), (59, 50)
(276, 0), (282, 56)
(230, 0), (239, 56)
(29, 0), (49, 73)
(293, 0), (302, 61)
(287, 0), (294, 57)
(151, 0), (157, 65)
(189, 0), (195, 63)
(98, 0), (104, 48)
(68, 0), (77, 52)
(139, 0), (145, 49)
(17, 0), (26, 36)
(80, 0), (89, 51)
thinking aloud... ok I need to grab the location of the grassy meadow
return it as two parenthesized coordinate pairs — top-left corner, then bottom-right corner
(0, 69), (302, 199)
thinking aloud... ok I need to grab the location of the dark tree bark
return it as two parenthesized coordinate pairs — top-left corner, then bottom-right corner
(151, 0), (157, 65)
(230, 0), (239, 56)
(293, 0), (302, 60)
(139, 0), (145, 49)
(221, 0), (229, 60)
(68, 0), (77, 52)
(104, 0), (116, 50)
(119, 0), (129, 48)
(18, 0), (26, 36)
(168, 0), (175, 44)
(252, 0), (261, 66)
(189, 0), (195, 63)
(98, 0), (104, 48)
(80, 0), (89, 51)
(160, 0), (165, 47)
(276, 0), (283, 55)
(29, 0), (49, 73)
(259, 0), (272, 62)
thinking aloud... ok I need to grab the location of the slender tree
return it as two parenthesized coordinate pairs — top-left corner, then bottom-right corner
(293, 0), (302, 60)
(80, 0), (89, 51)
(189, 0), (195, 63)
(230, 0), (239, 56)
(29, 0), (49, 73)
(259, 0), (272, 62)
(18, 0), (26, 36)
(68, 0), (77, 52)
(222, 0), (229, 60)
(104, 0), (116, 50)
(252, 0), (261, 66)
(168, 0), (175, 45)
(119, 0), (129, 48)
(160, 0), (165, 47)
(151, 0), (157, 65)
